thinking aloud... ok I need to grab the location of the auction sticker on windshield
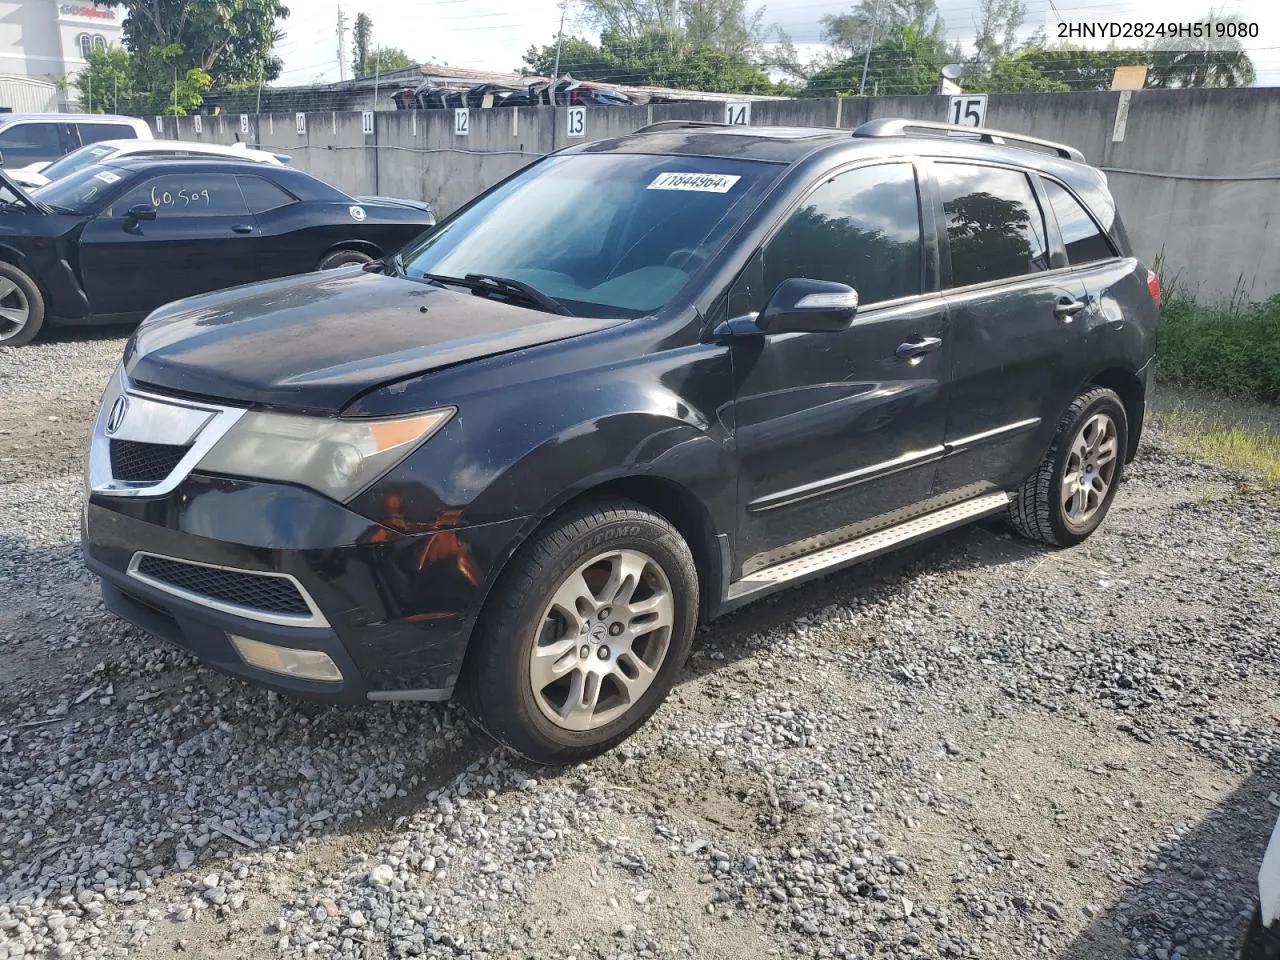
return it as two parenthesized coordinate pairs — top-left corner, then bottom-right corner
(94, 170), (121, 184)
(647, 172), (741, 193)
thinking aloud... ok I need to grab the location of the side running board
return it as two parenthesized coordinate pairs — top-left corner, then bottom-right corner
(725, 492), (1011, 605)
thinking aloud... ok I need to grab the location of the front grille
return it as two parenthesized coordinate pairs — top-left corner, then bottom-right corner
(135, 555), (312, 617)
(109, 439), (190, 483)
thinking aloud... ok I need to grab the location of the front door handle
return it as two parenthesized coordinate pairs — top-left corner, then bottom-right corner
(231, 224), (255, 234)
(1054, 296), (1087, 321)
(895, 336), (943, 362)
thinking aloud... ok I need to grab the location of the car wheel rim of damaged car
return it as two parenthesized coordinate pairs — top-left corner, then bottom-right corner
(529, 548), (674, 732)
(0, 278), (29, 342)
(1061, 411), (1118, 527)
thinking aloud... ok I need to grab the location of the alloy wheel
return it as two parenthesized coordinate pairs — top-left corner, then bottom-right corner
(1061, 411), (1119, 526)
(529, 548), (674, 732)
(0, 277), (30, 343)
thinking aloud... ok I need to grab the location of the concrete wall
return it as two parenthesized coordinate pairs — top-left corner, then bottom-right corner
(163, 87), (1280, 301)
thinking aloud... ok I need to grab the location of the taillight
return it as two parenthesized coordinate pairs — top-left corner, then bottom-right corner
(1146, 269), (1162, 309)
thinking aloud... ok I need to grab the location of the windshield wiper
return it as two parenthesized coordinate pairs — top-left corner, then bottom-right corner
(422, 272), (573, 316)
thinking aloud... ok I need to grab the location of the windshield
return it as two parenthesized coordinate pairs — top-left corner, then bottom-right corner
(31, 164), (125, 214)
(401, 153), (778, 318)
(38, 143), (117, 182)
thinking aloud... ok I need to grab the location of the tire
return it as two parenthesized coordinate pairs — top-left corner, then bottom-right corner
(317, 248), (374, 270)
(1009, 386), (1129, 547)
(0, 261), (46, 347)
(462, 500), (699, 765)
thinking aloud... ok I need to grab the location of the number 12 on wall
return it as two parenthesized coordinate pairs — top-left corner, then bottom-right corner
(948, 94), (988, 128)
(454, 109), (470, 136)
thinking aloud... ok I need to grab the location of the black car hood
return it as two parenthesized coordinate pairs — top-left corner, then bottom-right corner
(125, 269), (625, 413)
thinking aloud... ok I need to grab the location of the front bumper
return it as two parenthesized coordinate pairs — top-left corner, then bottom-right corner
(83, 474), (527, 702)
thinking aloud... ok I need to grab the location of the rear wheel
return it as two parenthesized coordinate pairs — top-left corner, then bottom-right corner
(462, 501), (699, 765)
(1009, 386), (1128, 547)
(0, 261), (45, 347)
(317, 248), (374, 270)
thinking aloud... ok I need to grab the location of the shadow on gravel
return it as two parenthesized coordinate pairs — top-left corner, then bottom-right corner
(0, 512), (1043, 903)
(1057, 757), (1279, 960)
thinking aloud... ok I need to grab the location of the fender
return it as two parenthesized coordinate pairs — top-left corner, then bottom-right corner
(348, 338), (737, 541)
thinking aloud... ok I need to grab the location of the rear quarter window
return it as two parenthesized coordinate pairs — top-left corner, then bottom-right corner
(1042, 179), (1117, 265)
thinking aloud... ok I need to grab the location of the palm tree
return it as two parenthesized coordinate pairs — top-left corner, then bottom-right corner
(1146, 14), (1256, 88)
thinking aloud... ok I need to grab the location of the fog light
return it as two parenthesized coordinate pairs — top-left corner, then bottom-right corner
(228, 635), (343, 683)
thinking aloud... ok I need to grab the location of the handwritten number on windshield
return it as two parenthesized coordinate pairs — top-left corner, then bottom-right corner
(149, 185), (212, 208)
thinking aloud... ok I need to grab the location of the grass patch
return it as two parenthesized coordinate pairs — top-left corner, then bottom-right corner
(1155, 294), (1280, 404)
(1156, 406), (1280, 489)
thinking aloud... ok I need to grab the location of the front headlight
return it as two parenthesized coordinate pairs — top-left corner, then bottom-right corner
(196, 407), (454, 501)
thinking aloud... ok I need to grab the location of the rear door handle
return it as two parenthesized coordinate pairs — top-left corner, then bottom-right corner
(231, 224), (255, 234)
(895, 336), (943, 362)
(1054, 297), (1087, 320)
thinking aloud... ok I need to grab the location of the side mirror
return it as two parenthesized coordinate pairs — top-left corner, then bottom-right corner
(126, 203), (157, 222)
(757, 278), (859, 334)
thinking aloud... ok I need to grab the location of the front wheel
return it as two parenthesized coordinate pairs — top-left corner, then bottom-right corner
(461, 501), (699, 765)
(1009, 386), (1128, 547)
(0, 261), (46, 347)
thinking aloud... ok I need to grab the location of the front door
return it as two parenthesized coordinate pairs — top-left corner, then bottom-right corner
(927, 160), (1085, 493)
(731, 161), (952, 577)
(78, 172), (261, 318)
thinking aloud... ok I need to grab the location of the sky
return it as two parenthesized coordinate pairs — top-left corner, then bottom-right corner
(273, 0), (1280, 88)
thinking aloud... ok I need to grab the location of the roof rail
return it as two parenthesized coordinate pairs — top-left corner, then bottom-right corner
(630, 120), (731, 134)
(852, 117), (1085, 163)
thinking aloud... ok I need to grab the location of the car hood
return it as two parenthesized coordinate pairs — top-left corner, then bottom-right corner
(125, 269), (626, 413)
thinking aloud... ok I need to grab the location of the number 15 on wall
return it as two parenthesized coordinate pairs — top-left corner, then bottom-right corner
(948, 94), (987, 127)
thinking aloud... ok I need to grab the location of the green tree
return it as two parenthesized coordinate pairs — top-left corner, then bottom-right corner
(575, 0), (764, 60)
(965, 52), (1068, 92)
(820, 0), (945, 60)
(1147, 15), (1256, 88)
(352, 12), (372, 78)
(72, 46), (133, 113)
(97, 0), (288, 87)
(522, 27), (790, 93)
(363, 46), (415, 77)
(804, 23), (948, 96)
(522, 36), (621, 78)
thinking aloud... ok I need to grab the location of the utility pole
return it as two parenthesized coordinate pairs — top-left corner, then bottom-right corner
(336, 6), (349, 82)
(858, 3), (880, 96)
(550, 0), (567, 103)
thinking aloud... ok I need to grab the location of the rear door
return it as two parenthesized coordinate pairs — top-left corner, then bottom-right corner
(928, 159), (1088, 493)
(731, 160), (952, 576)
(78, 172), (261, 317)
(235, 173), (315, 279)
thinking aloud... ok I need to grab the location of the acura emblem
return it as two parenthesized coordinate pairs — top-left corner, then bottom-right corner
(105, 396), (128, 435)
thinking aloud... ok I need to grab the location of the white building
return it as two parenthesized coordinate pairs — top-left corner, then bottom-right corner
(0, 1), (124, 108)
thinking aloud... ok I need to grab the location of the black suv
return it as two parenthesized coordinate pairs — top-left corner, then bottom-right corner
(83, 118), (1159, 764)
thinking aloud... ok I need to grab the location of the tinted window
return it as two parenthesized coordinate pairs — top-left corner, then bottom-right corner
(237, 175), (295, 213)
(763, 163), (922, 307)
(936, 163), (1048, 287)
(77, 122), (138, 145)
(112, 173), (248, 217)
(0, 122), (62, 165)
(1043, 179), (1115, 264)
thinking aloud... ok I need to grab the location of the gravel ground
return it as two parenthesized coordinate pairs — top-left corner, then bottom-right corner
(2, 334), (1278, 960)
